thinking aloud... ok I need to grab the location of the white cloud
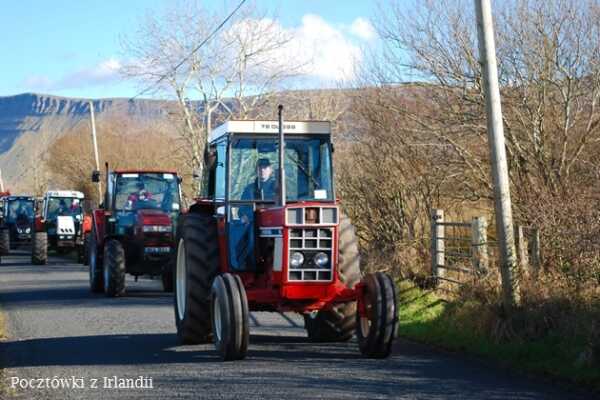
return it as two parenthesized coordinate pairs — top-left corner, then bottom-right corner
(293, 14), (362, 81)
(226, 14), (363, 83)
(349, 17), (376, 41)
(21, 58), (122, 91)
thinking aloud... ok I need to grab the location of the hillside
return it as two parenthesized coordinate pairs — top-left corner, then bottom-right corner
(0, 93), (172, 193)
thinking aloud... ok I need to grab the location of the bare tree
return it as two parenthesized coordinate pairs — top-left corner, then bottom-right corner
(121, 1), (303, 188)
(371, 0), (600, 209)
(46, 118), (187, 202)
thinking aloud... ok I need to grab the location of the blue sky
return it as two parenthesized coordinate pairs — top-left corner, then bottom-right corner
(0, 0), (382, 99)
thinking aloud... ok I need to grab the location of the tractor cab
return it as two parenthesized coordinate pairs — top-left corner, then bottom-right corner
(88, 168), (182, 296)
(30, 190), (87, 265)
(104, 171), (181, 238)
(203, 120), (334, 275)
(42, 190), (85, 247)
(1, 195), (35, 248)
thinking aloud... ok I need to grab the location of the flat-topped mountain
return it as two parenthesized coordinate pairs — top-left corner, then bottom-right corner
(0, 93), (172, 192)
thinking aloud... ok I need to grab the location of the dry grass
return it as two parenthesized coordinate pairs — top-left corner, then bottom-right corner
(398, 278), (600, 391)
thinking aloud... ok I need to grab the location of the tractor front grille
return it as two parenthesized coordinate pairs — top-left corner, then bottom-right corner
(288, 228), (333, 282)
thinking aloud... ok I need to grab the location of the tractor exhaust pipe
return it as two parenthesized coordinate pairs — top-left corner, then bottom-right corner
(278, 105), (286, 207)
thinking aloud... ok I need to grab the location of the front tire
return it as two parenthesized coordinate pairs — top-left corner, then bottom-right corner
(31, 232), (48, 265)
(356, 272), (398, 358)
(103, 239), (126, 297)
(211, 273), (249, 361)
(174, 213), (220, 344)
(304, 213), (361, 342)
(89, 230), (103, 293)
(0, 228), (10, 256)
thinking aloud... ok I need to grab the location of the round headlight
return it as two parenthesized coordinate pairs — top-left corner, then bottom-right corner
(314, 252), (329, 267)
(26, 227), (31, 234)
(290, 251), (304, 268)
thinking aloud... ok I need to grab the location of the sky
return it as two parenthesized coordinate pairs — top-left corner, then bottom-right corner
(0, 0), (384, 99)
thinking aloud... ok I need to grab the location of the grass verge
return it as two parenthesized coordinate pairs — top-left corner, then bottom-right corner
(398, 281), (600, 392)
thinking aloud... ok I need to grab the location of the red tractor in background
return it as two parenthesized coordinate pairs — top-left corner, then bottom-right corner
(88, 166), (182, 296)
(174, 106), (398, 361)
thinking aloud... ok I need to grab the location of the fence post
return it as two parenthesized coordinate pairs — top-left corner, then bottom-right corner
(516, 225), (530, 277)
(471, 216), (488, 273)
(530, 228), (541, 277)
(431, 209), (445, 280)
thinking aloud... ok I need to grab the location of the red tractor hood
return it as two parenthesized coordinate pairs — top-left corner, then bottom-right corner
(136, 209), (172, 226)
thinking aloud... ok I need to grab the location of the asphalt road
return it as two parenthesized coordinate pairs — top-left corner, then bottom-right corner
(0, 251), (593, 400)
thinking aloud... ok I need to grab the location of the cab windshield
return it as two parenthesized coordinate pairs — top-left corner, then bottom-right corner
(114, 173), (180, 212)
(7, 199), (34, 223)
(229, 137), (333, 202)
(47, 197), (82, 220)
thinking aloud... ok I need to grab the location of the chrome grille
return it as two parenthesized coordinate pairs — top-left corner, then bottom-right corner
(288, 228), (333, 281)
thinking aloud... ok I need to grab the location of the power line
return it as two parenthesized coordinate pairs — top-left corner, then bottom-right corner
(131, 0), (247, 100)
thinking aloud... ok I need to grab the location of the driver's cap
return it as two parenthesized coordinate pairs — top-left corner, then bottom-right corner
(257, 158), (271, 168)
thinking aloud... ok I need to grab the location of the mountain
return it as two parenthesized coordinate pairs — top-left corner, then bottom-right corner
(0, 93), (172, 193)
(0, 89), (356, 194)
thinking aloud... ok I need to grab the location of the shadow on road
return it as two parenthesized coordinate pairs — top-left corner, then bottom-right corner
(0, 332), (379, 368)
(0, 286), (173, 310)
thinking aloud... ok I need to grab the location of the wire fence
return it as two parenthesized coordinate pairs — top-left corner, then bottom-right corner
(431, 209), (541, 288)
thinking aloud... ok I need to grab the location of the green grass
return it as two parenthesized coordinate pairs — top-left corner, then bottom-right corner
(397, 281), (600, 392)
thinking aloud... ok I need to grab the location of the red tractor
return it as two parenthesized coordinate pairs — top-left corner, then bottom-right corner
(174, 106), (398, 361)
(89, 166), (182, 296)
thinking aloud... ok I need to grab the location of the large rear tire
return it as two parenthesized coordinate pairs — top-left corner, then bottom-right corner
(356, 272), (397, 358)
(304, 213), (361, 342)
(89, 230), (103, 293)
(211, 273), (249, 361)
(31, 232), (48, 265)
(103, 239), (126, 297)
(174, 213), (220, 344)
(0, 228), (10, 256)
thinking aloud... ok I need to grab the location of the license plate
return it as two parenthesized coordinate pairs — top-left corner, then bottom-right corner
(144, 247), (170, 254)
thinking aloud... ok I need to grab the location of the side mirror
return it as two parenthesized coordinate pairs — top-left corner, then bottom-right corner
(91, 170), (100, 183)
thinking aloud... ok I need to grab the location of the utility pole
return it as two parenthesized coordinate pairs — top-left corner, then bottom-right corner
(89, 101), (102, 203)
(474, 0), (520, 309)
(0, 168), (4, 192)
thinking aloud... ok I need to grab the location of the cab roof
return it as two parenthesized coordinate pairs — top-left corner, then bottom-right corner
(113, 169), (178, 175)
(45, 190), (84, 199)
(5, 196), (34, 201)
(209, 120), (331, 142)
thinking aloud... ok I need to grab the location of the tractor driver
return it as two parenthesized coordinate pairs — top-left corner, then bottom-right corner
(70, 198), (82, 215)
(242, 158), (276, 201)
(57, 199), (69, 215)
(127, 181), (153, 209)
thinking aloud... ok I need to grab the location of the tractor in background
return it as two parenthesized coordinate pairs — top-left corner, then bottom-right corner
(174, 107), (398, 361)
(88, 166), (182, 296)
(0, 191), (11, 260)
(31, 190), (90, 265)
(0, 195), (35, 255)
